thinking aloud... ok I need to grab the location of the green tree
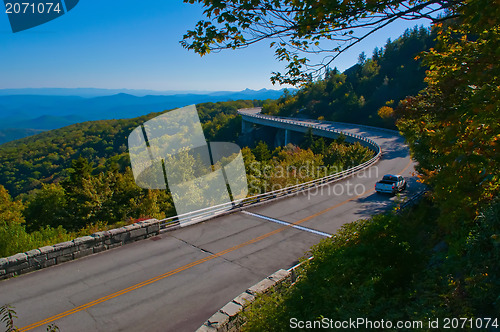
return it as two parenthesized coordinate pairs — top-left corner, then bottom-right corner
(260, 26), (434, 128)
(23, 184), (67, 232)
(396, 0), (500, 224)
(335, 133), (346, 145)
(60, 157), (98, 230)
(66, 156), (93, 188)
(301, 127), (315, 150)
(252, 141), (272, 162)
(0, 186), (24, 225)
(312, 137), (326, 156)
(104, 168), (170, 223)
(0, 186), (32, 257)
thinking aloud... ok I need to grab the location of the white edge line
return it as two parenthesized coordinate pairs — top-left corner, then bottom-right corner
(242, 211), (332, 238)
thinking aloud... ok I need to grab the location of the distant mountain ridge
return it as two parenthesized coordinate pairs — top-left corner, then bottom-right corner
(0, 87), (291, 97)
(0, 88), (289, 144)
(0, 128), (45, 145)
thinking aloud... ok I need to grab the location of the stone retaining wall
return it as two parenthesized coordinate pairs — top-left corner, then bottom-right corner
(0, 219), (160, 280)
(197, 267), (302, 332)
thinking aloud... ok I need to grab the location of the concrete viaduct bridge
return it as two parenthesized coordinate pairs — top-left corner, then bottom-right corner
(239, 107), (390, 151)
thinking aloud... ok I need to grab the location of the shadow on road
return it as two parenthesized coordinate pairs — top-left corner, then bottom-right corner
(354, 192), (395, 217)
(352, 177), (425, 219)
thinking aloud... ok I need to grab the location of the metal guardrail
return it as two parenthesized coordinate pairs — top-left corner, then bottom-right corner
(239, 111), (382, 150)
(397, 190), (427, 213)
(159, 111), (384, 230)
(271, 115), (401, 135)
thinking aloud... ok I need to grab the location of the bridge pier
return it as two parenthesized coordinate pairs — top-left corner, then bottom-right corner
(273, 128), (296, 147)
(241, 119), (253, 134)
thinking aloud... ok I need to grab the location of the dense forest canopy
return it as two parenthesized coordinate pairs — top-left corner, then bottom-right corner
(395, 0), (500, 224)
(261, 26), (435, 128)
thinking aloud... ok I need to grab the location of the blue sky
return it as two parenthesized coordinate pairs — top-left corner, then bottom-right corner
(0, 1), (432, 91)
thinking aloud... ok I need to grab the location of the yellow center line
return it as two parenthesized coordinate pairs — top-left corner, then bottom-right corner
(20, 159), (413, 331)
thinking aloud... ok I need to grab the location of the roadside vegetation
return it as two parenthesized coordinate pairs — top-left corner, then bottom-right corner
(243, 131), (373, 196)
(242, 197), (499, 331)
(232, 0), (500, 329)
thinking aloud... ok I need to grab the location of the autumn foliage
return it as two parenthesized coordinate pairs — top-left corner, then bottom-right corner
(396, 0), (500, 225)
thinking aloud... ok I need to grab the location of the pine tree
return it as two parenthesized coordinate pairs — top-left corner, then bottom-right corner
(253, 141), (271, 162)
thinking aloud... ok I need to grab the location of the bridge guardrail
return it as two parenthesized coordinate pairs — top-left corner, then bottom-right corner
(240, 108), (399, 135)
(274, 115), (401, 135)
(159, 110), (384, 230)
(396, 190), (427, 214)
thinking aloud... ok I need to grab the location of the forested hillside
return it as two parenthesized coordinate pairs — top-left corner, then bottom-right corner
(0, 100), (258, 198)
(262, 26), (435, 128)
(0, 128), (45, 145)
(0, 100), (260, 256)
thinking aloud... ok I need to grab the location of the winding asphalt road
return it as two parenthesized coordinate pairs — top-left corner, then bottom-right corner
(0, 110), (420, 331)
